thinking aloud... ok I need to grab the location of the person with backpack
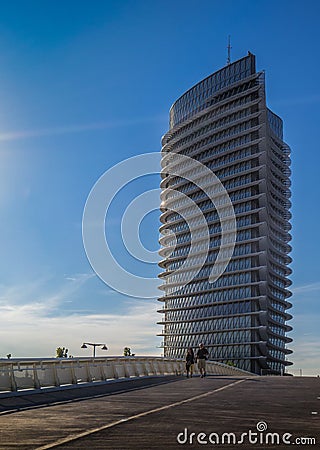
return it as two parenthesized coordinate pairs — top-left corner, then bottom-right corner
(196, 343), (209, 378)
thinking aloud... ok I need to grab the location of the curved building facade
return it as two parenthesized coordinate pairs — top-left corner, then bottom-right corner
(158, 53), (293, 375)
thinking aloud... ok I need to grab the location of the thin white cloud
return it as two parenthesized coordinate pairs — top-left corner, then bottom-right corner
(0, 115), (166, 142)
(0, 275), (161, 358)
(0, 273), (95, 317)
(0, 300), (160, 358)
(291, 281), (320, 294)
(64, 273), (95, 283)
(290, 337), (320, 376)
(289, 301), (320, 376)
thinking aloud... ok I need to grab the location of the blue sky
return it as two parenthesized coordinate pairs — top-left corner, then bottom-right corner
(0, 0), (319, 375)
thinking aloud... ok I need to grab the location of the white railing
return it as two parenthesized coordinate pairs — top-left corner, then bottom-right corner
(0, 357), (253, 393)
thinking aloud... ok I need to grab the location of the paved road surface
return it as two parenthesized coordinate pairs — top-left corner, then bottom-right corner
(0, 376), (319, 449)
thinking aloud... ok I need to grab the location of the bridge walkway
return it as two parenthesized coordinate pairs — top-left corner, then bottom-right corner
(0, 376), (318, 449)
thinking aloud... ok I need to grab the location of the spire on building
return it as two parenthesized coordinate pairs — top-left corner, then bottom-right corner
(227, 35), (232, 65)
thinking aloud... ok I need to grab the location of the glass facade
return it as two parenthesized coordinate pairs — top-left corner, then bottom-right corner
(158, 53), (293, 375)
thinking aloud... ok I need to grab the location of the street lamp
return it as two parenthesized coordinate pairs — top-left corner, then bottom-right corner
(81, 342), (108, 358)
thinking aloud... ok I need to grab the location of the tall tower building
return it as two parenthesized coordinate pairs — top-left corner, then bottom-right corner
(158, 53), (292, 375)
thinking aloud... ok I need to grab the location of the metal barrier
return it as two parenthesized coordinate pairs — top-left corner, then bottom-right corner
(0, 357), (253, 393)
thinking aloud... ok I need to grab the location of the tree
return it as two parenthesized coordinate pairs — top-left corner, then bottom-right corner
(226, 360), (236, 367)
(56, 347), (68, 358)
(123, 347), (131, 356)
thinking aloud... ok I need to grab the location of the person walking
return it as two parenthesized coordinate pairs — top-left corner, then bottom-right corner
(185, 347), (195, 378)
(196, 343), (209, 378)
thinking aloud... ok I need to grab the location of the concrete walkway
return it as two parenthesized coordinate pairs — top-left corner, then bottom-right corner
(0, 376), (318, 449)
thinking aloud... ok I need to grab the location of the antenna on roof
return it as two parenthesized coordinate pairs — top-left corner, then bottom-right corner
(227, 35), (232, 65)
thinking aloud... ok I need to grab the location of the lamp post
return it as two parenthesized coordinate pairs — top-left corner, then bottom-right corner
(81, 342), (108, 358)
